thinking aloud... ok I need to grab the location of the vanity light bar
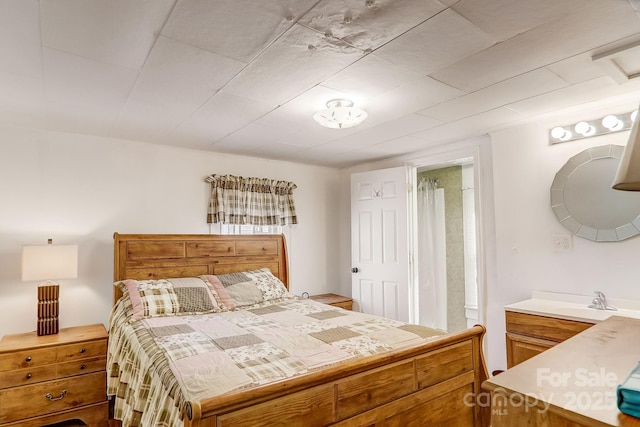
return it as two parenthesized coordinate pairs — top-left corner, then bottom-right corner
(549, 110), (638, 144)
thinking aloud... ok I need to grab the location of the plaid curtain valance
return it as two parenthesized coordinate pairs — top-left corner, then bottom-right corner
(205, 174), (298, 225)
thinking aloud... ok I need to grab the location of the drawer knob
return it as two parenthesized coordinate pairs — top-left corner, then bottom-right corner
(26, 373), (32, 380)
(25, 356), (32, 362)
(80, 348), (86, 353)
(45, 390), (67, 401)
(80, 364), (86, 370)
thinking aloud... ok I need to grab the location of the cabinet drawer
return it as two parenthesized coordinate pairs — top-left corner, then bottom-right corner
(505, 311), (593, 343)
(310, 294), (353, 310)
(0, 372), (106, 424)
(0, 357), (108, 389)
(331, 301), (353, 310)
(0, 365), (57, 389)
(57, 339), (107, 363)
(0, 339), (106, 372)
(0, 347), (57, 371)
(57, 356), (106, 378)
(506, 333), (556, 368)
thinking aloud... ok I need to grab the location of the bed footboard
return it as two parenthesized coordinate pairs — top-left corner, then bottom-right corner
(184, 325), (489, 427)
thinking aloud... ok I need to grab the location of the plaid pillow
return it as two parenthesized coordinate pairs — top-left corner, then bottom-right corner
(123, 279), (179, 320)
(166, 277), (222, 314)
(202, 268), (291, 311)
(211, 271), (264, 308)
(121, 277), (222, 320)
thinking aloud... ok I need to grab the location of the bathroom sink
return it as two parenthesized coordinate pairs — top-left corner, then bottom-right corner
(505, 292), (640, 323)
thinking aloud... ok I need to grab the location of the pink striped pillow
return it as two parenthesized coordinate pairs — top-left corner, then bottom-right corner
(200, 275), (236, 311)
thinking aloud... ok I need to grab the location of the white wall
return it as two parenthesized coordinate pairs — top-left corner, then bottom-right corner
(488, 118), (640, 373)
(0, 125), (341, 338)
(6, 105), (640, 374)
(338, 109), (640, 375)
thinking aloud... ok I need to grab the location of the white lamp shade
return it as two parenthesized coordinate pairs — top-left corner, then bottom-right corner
(22, 243), (78, 281)
(612, 106), (640, 191)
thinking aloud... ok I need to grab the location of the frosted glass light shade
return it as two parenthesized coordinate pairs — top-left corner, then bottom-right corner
(22, 243), (78, 282)
(575, 121), (595, 136)
(313, 99), (368, 129)
(612, 106), (640, 191)
(551, 126), (572, 141)
(602, 115), (623, 131)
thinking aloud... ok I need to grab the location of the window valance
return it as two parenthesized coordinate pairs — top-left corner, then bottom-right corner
(205, 174), (298, 226)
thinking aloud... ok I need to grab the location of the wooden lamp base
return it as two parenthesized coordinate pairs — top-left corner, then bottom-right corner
(37, 283), (59, 336)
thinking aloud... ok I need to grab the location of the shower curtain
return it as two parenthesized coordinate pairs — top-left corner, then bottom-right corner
(417, 178), (447, 331)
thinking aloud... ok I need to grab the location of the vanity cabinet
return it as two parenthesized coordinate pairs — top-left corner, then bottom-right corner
(505, 311), (594, 368)
(486, 316), (640, 426)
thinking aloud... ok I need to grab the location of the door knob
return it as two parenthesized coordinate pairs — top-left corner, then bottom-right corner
(351, 267), (359, 273)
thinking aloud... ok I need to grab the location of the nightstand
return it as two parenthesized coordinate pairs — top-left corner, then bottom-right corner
(310, 293), (353, 310)
(0, 324), (109, 426)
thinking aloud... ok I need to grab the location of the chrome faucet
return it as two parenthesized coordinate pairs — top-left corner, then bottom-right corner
(588, 291), (617, 311)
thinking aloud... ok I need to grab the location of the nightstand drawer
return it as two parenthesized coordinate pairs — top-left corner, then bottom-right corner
(330, 300), (353, 310)
(0, 347), (56, 371)
(57, 340), (107, 363)
(0, 365), (57, 389)
(0, 371), (106, 424)
(0, 356), (107, 389)
(0, 340), (106, 372)
(57, 356), (106, 378)
(310, 293), (353, 310)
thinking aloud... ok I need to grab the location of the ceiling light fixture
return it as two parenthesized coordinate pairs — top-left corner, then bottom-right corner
(549, 110), (637, 144)
(313, 99), (368, 129)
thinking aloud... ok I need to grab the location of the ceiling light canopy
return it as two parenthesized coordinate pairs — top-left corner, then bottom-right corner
(313, 99), (368, 129)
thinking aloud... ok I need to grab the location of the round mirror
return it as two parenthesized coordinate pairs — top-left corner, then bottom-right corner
(550, 144), (640, 241)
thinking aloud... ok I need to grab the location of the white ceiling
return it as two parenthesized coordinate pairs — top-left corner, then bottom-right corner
(2, 0), (640, 168)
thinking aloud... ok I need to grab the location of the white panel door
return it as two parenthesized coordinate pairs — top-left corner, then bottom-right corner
(351, 166), (409, 322)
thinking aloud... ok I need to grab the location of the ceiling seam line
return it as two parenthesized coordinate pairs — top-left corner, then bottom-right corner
(111, 0), (180, 133)
(183, 0), (328, 126)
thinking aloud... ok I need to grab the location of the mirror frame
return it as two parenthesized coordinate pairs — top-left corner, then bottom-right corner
(550, 144), (640, 242)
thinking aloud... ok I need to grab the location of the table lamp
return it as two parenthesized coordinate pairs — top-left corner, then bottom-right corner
(21, 239), (78, 335)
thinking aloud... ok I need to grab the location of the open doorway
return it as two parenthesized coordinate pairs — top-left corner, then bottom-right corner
(349, 138), (493, 333)
(413, 159), (478, 334)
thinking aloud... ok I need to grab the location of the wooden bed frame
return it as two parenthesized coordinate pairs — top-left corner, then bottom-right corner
(111, 233), (490, 427)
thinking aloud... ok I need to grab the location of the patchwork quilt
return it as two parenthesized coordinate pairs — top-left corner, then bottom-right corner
(107, 295), (444, 427)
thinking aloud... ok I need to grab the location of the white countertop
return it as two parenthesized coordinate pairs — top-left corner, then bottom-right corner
(485, 316), (640, 426)
(504, 290), (640, 323)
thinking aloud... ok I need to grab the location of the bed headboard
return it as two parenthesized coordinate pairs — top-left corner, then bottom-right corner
(113, 233), (289, 303)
